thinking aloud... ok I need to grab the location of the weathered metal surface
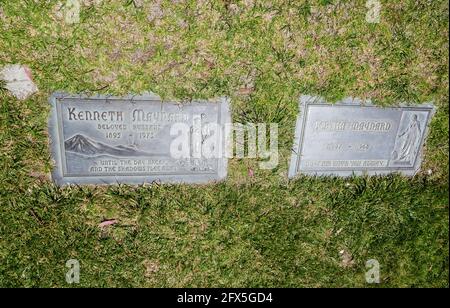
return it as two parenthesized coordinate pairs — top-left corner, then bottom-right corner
(48, 93), (230, 185)
(289, 95), (435, 177)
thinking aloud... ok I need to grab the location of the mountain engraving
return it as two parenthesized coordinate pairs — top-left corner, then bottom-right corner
(64, 134), (154, 157)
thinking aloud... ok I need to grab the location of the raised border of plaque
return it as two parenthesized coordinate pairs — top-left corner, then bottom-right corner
(288, 95), (435, 178)
(48, 92), (230, 185)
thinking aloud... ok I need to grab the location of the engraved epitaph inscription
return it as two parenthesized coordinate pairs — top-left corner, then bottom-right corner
(288, 96), (435, 177)
(48, 93), (230, 185)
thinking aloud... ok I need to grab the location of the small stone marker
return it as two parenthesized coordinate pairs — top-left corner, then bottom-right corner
(288, 95), (435, 177)
(0, 64), (38, 100)
(48, 93), (230, 185)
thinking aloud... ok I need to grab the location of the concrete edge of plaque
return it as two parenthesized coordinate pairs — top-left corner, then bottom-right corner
(48, 92), (231, 186)
(288, 95), (436, 178)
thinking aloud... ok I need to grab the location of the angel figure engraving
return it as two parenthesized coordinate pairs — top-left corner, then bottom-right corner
(391, 114), (422, 164)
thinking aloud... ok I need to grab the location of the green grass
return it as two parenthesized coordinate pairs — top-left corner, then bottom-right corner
(0, 0), (448, 287)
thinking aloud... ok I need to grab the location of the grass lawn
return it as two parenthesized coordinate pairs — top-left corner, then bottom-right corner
(0, 0), (448, 287)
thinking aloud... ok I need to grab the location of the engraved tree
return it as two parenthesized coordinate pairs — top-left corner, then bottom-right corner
(188, 113), (214, 171)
